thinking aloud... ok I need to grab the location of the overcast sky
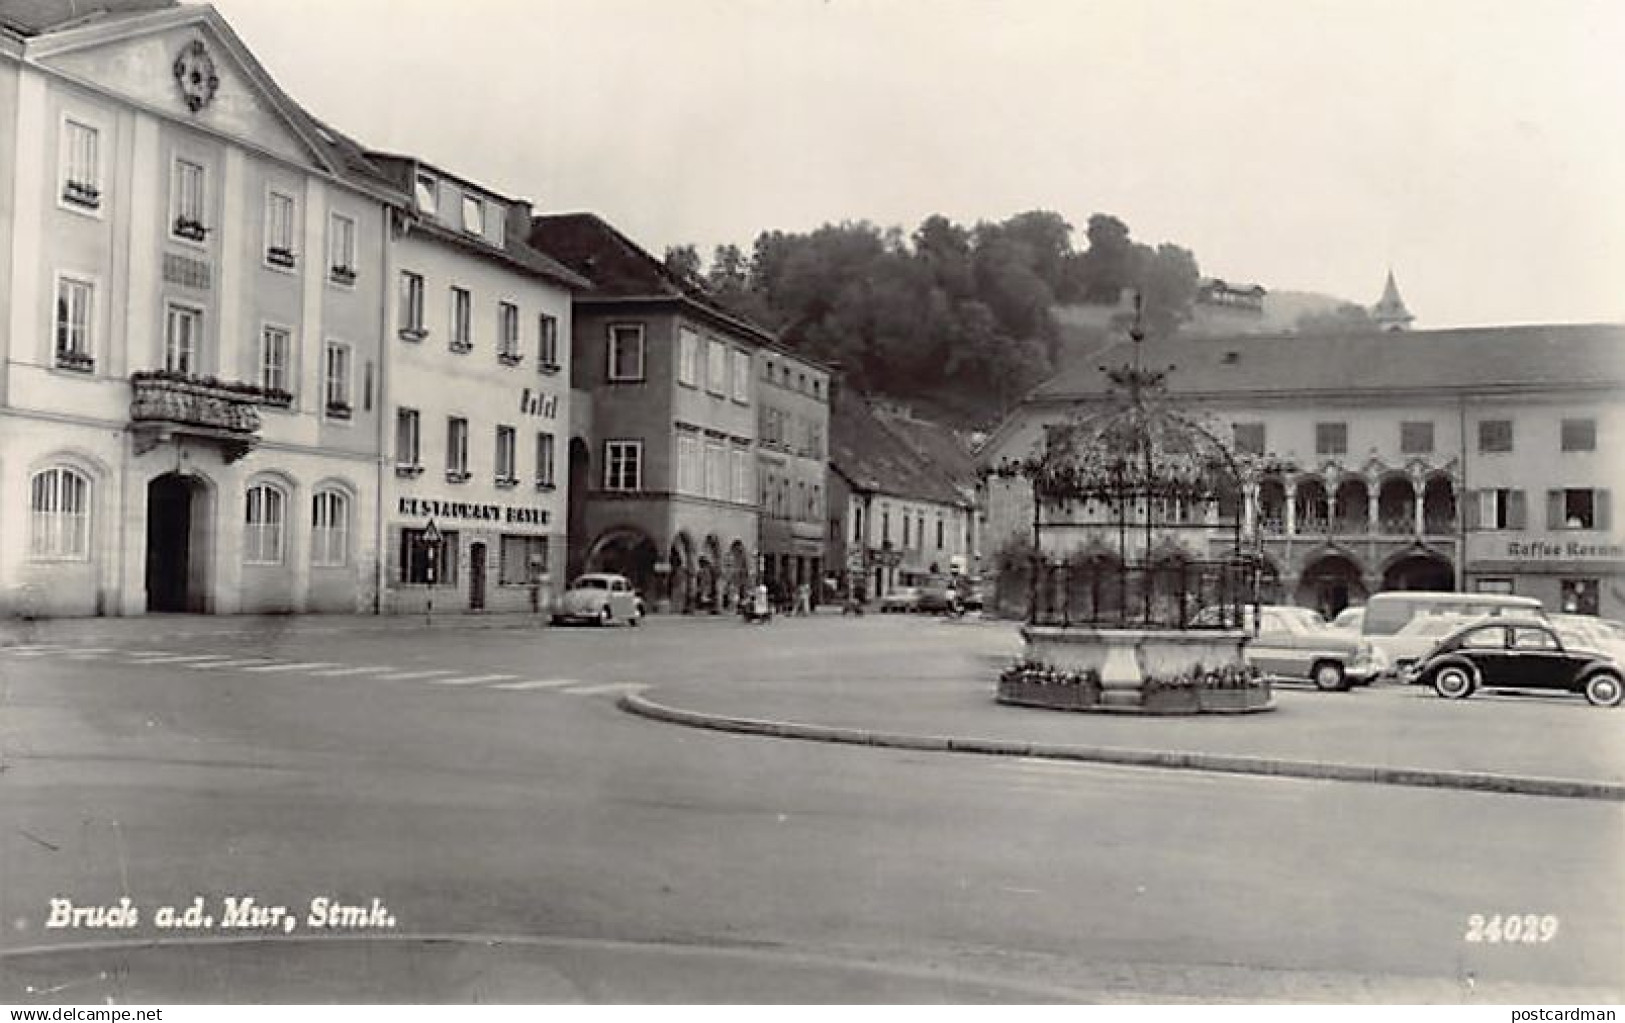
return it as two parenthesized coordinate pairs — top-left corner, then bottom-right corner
(209, 0), (1625, 328)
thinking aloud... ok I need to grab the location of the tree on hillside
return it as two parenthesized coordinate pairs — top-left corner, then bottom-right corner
(663, 244), (702, 284)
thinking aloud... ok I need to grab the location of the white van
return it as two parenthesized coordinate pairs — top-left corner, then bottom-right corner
(1348, 591), (1547, 681)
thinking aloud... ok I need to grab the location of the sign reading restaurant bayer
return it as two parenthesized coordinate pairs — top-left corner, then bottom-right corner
(398, 496), (550, 525)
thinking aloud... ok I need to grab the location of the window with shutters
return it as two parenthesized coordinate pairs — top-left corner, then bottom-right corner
(1550, 489), (1608, 531)
(1475, 488), (1523, 530)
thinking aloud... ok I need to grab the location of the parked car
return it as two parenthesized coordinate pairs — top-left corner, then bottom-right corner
(1244, 605), (1362, 691)
(1349, 591), (1547, 682)
(879, 586), (922, 613)
(1551, 613), (1625, 666)
(1330, 606), (1364, 635)
(916, 577), (960, 615)
(959, 577), (986, 612)
(1406, 618), (1622, 707)
(552, 573), (644, 626)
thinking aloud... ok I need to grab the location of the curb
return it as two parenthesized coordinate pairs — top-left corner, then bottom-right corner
(617, 692), (1625, 802)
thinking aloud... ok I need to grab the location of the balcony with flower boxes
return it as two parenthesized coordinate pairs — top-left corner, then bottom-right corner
(128, 370), (286, 463)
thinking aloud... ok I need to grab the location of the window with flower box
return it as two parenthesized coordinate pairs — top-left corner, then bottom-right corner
(497, 302), (521, 365)
(538, 313), (560, 372)
(398, 272), (425, 339)
(264, 190), (296, 269)
(324, 341), (352, 420)
(259, 325), (292, 404)
(171, 158), (207, 242)
(495, 425), (517, 486)
(446, 417), (469, 481)
(54, 275), (95, 373)
(536, 431), (556, 489)
(329, 213), (357, 285)
(395, 408), (422, 475)
(60, 118), (101, 212)
(449, 287), (472, 352)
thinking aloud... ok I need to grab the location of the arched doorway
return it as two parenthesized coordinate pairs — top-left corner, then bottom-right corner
(670, 532), (695, 613)
(586, 527), (659, 597)
(145, 473), (212, 613)
(1383, 549), (1454, 591)
(725, 540), (750, 608)
(696, 534), (722, 612)
(1296, 551), (1366, 619)
(566, 438), (590, 578)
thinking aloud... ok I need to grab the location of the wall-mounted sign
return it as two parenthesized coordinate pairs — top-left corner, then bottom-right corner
(398, 496), (550, 526)
(520, 388), (558, 420)
(1501, 538), (1625, 562)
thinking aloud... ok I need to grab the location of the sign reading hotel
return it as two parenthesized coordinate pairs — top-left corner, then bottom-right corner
(398, 496), (550, 526)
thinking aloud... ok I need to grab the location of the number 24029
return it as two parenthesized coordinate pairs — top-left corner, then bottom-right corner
(1464, 914), (1559, 943)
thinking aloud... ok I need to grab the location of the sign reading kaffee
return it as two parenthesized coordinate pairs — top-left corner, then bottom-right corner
(1503, 538), (1625, 561)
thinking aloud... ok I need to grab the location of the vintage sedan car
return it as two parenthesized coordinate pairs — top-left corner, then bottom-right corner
(1408, 618), (1622, 706)
(552, 573), (644, 626)
(1244, 605), (1362, 691)
(879, 586), (922, 613)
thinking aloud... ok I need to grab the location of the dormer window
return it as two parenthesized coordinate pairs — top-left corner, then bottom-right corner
(415, 172), (437, 214)
(461, 193), (483, 235)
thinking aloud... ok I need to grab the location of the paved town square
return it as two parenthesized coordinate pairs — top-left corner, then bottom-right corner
(1, 613), (1620, 1002)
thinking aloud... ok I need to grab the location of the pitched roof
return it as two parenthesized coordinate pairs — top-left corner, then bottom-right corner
(871, 408), (979, 493)
(831, 390), (967, 507)
(529, 212), (778, 343)
(0, 0), (171, 35)
(1030, 322), (1625, 401)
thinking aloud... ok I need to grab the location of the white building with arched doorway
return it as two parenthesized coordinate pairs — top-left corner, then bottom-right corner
(0, 4), (395, 616)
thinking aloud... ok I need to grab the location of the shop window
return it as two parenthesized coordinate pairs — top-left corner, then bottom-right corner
(500, 535), (549, 585)
(401, 527), (458, 585)
(1561, 578), (1600, 615)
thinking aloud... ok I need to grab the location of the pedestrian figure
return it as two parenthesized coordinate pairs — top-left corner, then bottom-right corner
(795, 581), (811, 616)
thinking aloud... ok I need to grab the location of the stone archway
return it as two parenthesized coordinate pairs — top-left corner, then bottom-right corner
(695, 534), (723, 612)
(586, 526), (659, 597)
(1296, 550), (1367, 619)
(1383, 548), (1455, 592)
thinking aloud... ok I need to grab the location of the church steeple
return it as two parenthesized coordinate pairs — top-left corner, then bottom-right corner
(1371, 269), (1414, 332)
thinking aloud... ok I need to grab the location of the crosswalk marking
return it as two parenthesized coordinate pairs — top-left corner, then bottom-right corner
(562, 682), (645, 696)
(125, 653), (238, 665)
(426, 673), (521, 686)
(374, 669), (458, 681)
(185, 659), (273, 670)
(239, 661), (341, 673)
(307, 665), (395, 677)
(3, 645), (71, 656)
(490, 678), (581, 691)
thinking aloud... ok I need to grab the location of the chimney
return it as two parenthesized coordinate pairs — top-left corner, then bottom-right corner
(504, 200), (534, 248)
